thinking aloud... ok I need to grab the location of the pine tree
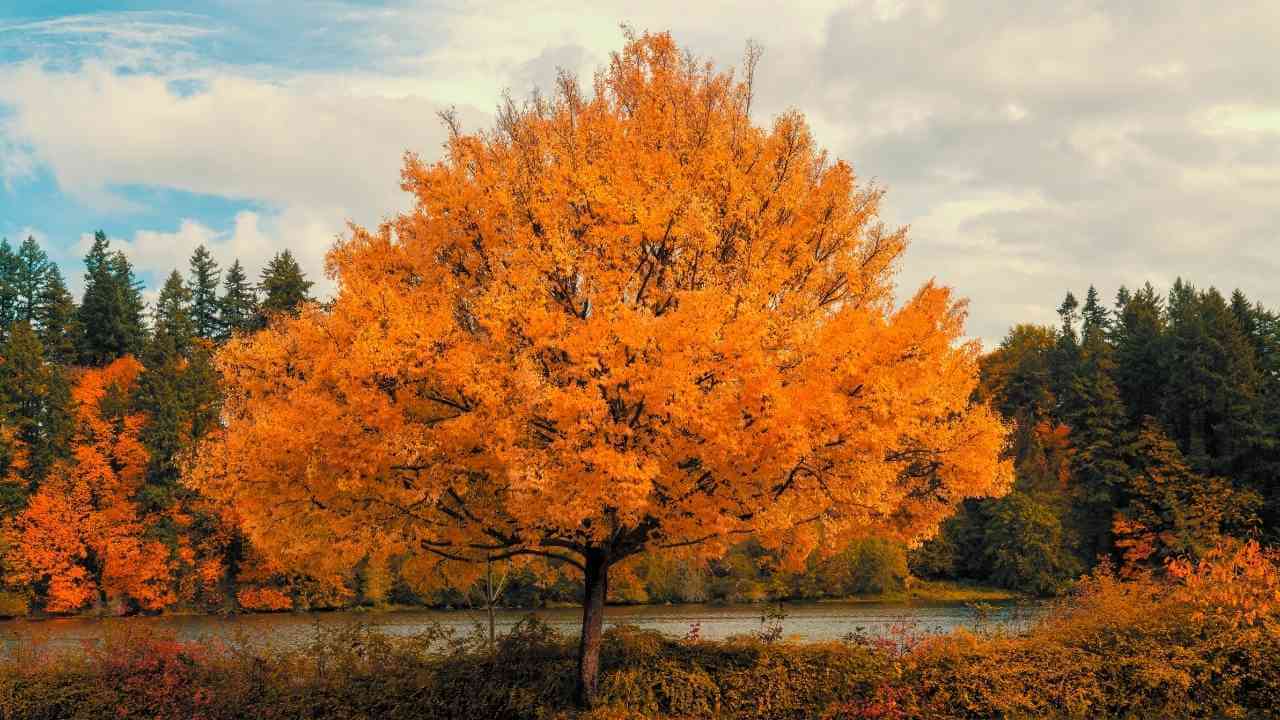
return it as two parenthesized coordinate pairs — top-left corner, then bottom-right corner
(257, 250), (313, 325)
(0, 238), (17, 339)
(1080, 285), (1109, 338)
(217, 259), (257, 338)
(1165, 282), (1264, 476)
(188, 245), (221, 340)
(1064, 298), (1130, 564)
(13, 236), (51, 325)
(0, 323), (73, 490)
(1113, 283), (1168, 421)
(1165, 279), (1212, 464)
(1049, 292), (1082, 415)
(136, 272), (219, 512)
(35, 266), (78, 366)
(77, 231), (147, 365)
(1228, 292), (1280, 536)
(150, 270), (195, 359)
(1112, 420), (1250, 568)
(1201, 288), (1265, 480)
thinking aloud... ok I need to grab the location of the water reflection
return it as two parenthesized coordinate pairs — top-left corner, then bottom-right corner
(1, 600), (1043, 653)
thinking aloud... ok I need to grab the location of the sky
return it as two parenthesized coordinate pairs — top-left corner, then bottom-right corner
(0, 1), (1277, 344)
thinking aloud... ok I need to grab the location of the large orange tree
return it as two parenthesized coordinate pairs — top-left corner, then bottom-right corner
(192, 32), (1010, 703)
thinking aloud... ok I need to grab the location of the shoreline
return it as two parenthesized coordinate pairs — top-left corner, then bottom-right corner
(0, 580), (1026, 624)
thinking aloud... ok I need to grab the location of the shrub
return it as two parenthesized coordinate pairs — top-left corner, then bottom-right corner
(1, 543), (1276, 719)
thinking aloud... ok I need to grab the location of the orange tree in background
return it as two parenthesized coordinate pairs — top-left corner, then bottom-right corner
(9, 358), (174, 613)
(192, 31), (1011, 704)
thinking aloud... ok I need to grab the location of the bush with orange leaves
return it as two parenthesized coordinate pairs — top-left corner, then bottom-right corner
(1168, 539), (1280, 630)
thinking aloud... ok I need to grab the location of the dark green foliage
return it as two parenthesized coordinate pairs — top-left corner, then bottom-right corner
(149, 271), (194, 358)
(0, 239), (15, 337)
(257, 250), (313, 324)
(136, 271), (221, 512)
(217, 259), (257, 338)
(0, 323), (73, 493)
(76, 231), (147, 366)
(979, 492), (1081, 596)
(922, 279), (1280, 593)
(1062, 319), (1130, 563)
(1112, 283), (1168, 421)
(35, 266), (78, 366)
(1114, 420), (1260, 564)
(11, 236), (51, 326)
(187, 245), (221, 340)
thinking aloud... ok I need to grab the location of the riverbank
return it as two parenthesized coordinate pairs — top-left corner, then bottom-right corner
(3, 545), (1276, 720)
(0, 580), (1023, 624)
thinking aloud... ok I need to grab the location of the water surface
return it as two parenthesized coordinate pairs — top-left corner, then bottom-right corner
(1, 600), (1041, 653)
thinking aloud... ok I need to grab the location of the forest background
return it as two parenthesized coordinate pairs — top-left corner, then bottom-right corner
(1, 229), (1275, 616)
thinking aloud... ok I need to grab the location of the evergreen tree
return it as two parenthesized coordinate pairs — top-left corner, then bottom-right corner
(1112, 420), (1253, 568)
(1165, 282), (1264, 476)
(35, 266), (78, 366)
(188, 245), (221, 340)
(1113, 283), (1168, 421)
(1228, 293), (1280, 536)
(1050, 292), (1081, 410)
(12, 236), (51, 325)
(257, 250), (313, 325)
(1200, 288), (1265, 480)
(0, 323), (73, 490)
(217, 259), (258, 338)
(150, 270), (195, 359)
(1080, 285), (1109, 338)
(77, 231), (147, 365)
(137, 270), (220, 513)
(0, 238), (16, 338)
(1064, 299), (1130, 564)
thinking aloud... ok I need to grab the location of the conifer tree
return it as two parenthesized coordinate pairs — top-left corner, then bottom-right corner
(1228, 292), (1280, 535)
(12, 236), (51, 325)
(0, 238), (16, 339)
(188, 245), (221, 340)
(1112, 420), (1250, 568)
(1166, 282), (1264, 476)
(136, 271), (219, 512)
(1063, 289), (1129, 562)
(77, 231), (147, 365)
(1050, 292), (1081, 410)
(217, 259), (257, 338)
(35, 266), (78, 366)
(0, 323), (73, 490)
(257, 250), (313, 325)
(1112, 282), (1168, 421)
(1200, 288), (1265, 480)
(1080, 285), (1109, 337)
(150, 271), (195, 359)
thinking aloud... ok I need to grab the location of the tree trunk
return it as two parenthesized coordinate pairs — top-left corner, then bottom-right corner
(486, 555), (496, 654)
(575, 550), (609, 707)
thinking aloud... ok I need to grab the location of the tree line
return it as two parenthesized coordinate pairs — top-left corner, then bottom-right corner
(913, 283), (1280, 594)
(0, 233), (314, 614)
(2, 228), (1276, 613)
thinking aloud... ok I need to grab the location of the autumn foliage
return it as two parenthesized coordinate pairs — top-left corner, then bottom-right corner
(192, 31), (1009, 701)
(5, 358), (234, 614)
(7, 358), (172, 612)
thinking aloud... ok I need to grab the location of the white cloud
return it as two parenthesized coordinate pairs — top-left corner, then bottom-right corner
(3, 1), (1280, 344)
(0, 127), (36, 190)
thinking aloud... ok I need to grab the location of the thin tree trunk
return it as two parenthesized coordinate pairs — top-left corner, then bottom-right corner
(486, 555), (496, 653)
(575, 550), (609, 707)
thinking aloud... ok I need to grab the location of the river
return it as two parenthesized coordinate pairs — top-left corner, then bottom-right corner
(0, 600), (1042, 654)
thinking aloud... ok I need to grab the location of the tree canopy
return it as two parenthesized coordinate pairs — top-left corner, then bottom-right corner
(192, 31), (1010, 703)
